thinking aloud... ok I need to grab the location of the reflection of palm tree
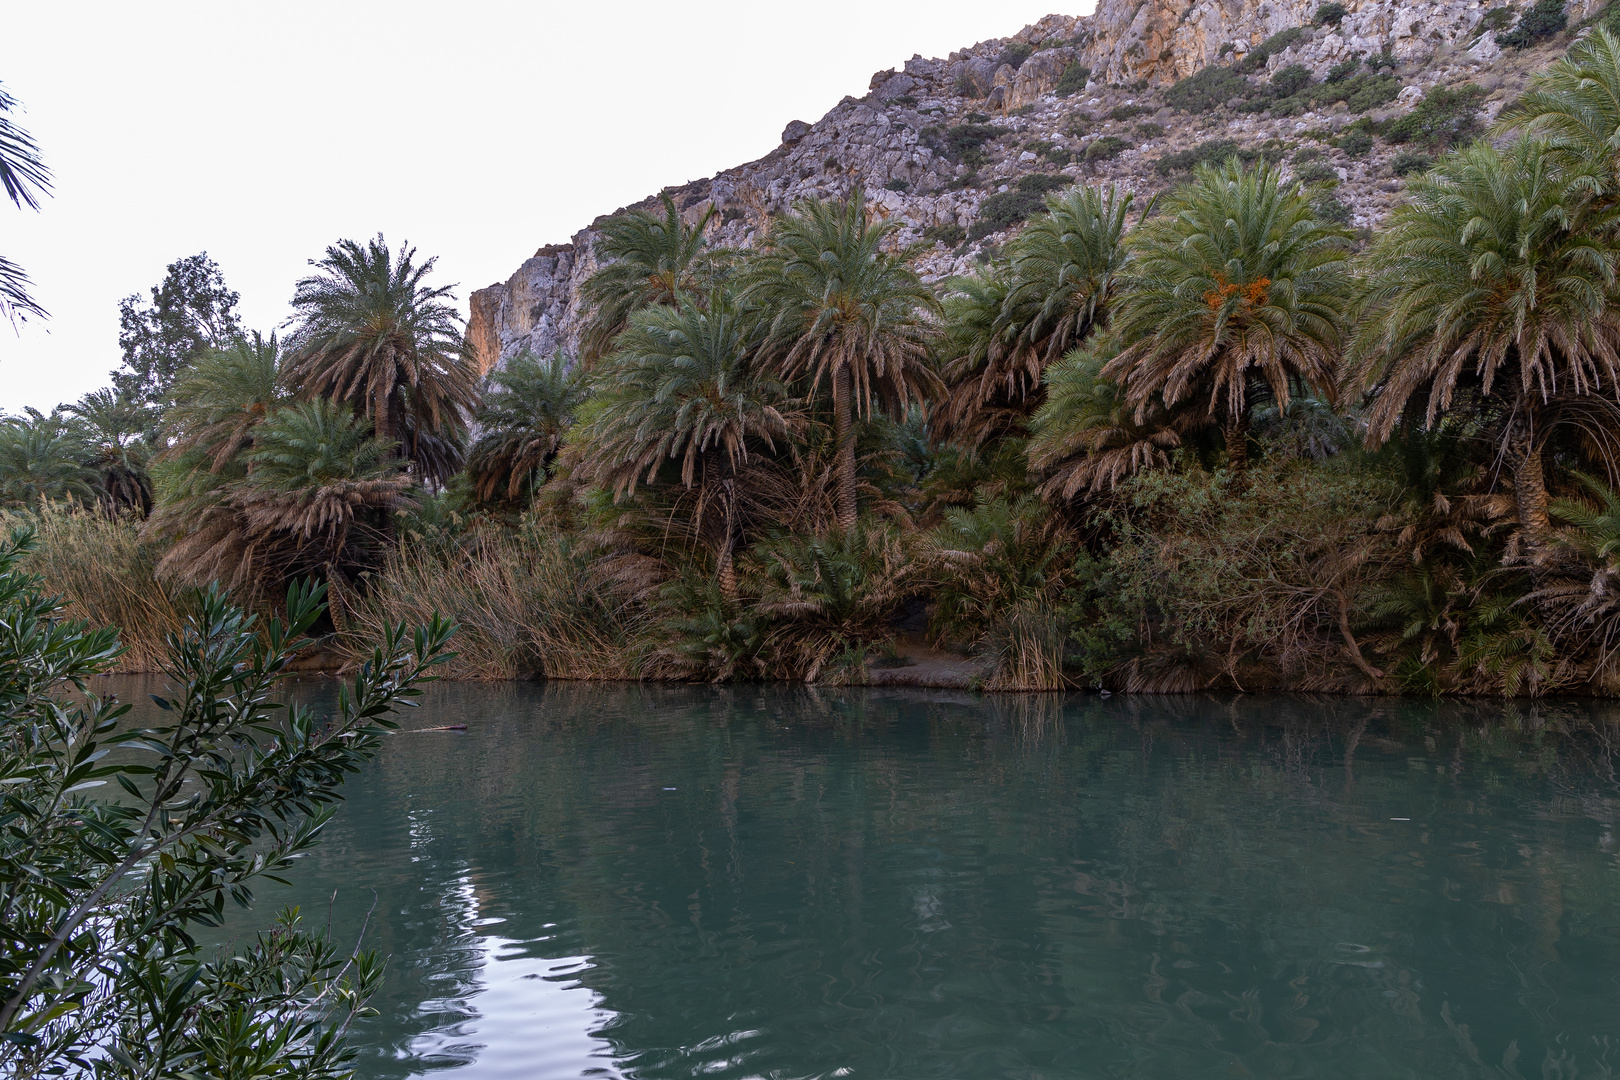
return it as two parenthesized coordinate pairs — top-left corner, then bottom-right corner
(1352, 139), (1620, 542)
(745, 192), (940, 528)
(1107, 160), (1351, 478)
(587, 294), (797, 597)
(285, 235), (474, 481)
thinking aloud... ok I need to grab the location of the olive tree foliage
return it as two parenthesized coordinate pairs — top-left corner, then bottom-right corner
(0, 530), (455, 1078)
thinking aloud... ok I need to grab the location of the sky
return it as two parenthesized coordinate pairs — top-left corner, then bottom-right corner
(0, 0), (1089, 412)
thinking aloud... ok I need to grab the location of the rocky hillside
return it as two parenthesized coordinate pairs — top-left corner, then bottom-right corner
(468, 0), (1604, 371)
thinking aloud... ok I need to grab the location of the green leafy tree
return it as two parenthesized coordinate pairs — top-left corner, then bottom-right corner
(580, 192), (719, 360)
(0, 82), (51, 327)
(1351, 138), (1620, 539)
(1106, 159), (1352, 475)
(0, 532), (454, 1076)
(586, 294), (798, 597)
(284, 235), (474, 482)
(744, 191), (941, 528)
(112, 253), (243, 405)
(466, 351), (589, 505)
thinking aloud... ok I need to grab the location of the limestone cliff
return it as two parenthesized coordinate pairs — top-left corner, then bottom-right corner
(469, 0), (1602, 371)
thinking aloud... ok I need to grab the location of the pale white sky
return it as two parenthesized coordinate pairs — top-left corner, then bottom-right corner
(1, 0), (1087, 412)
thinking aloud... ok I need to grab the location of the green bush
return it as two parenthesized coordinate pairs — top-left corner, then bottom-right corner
(1055, 62), (1091, 96)
(1295, 161), (1339, 184)
(1391, 149), (1433, 175)
(924, 222), (966, 247)
(1166, 65), (1248, 111)
(1085, 135), (1128, 161)
(885, 178), (909, 192)
(1154, 138), (1243, 174)
(1109, 103), (1153, 120)
(1236, 27), (1306, 73)
(1341, 73), (1401, 111)
(1325, 56), (1362, 82)
(1337, 128), (1375, 156)
(999, 42), (1035, 69)
(1497, 0), (1566, 46)
(1381, 83), (1486, 148)
(1293, 146), (1325, 164)
(1271, 63), (1312, 97)
(966, 111), (992, 123)
(1312, 192), (1353, 224)
(1315, 1), (1349, 25)
(1137, 122), (1167, 138)
(942, 122), (1002, 164)
(969, 175), (1067, 239)
(1367, 47), (1398, 69)
(1478, 6), (1516, 34)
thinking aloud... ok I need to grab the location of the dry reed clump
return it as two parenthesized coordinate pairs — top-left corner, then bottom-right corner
(342, 528), (650, 680)
(4, 505), (190, 671)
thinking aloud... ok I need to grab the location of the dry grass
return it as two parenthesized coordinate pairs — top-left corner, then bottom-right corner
(5, 505), (190, 671)
(342, 528), (650, 680)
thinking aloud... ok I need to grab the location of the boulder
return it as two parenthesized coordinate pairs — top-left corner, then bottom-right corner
(781, 120), (812, 145)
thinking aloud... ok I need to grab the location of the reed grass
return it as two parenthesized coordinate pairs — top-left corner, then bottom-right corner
(5, 505), (190, 671)
(343, 529), (649, 680)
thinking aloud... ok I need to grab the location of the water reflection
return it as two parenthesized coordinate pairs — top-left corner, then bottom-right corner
(157, 683), (1620, 1079)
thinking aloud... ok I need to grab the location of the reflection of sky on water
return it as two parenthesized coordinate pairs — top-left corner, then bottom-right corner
(402, 875), (622, 1078)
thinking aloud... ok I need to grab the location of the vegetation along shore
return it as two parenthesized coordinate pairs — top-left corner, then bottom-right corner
(12, 10), (1620, 695)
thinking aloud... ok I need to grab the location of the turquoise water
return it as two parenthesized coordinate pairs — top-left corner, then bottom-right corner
(142, 681), (1620, 1078)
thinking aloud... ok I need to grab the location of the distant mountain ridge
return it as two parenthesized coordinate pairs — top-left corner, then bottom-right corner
(468, 0), (1603, 372)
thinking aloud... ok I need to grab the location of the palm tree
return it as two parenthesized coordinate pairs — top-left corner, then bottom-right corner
(1, 82), (51, 327)
(283, 235), (475, 478)
(1105, 159), (1352, 476)
(932, 267), (1022, 449)
(1498, 27), (1620, 190)
(62, 388), (156, 515)
(580, 192), (719, 360)
(1351, 138), (1620, 539)
(150, 399), (411, 597)
(466, 350), (589, 505)
(0, 415), (94, 507)
(743, 191), (941, 528)
(586, 293), (798, 597)
(1028, 332), (1204, 498)
(160, 332), (285, 471)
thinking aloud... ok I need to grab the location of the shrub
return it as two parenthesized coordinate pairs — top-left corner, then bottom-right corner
(1154, 137), (1243, 174)
(1018, 172), (1069, 194)
(1381, 83), (1486, 148)
(1292, 145), (1325, 164)
(1337, 128), (1375, 155)
(1390, 149), (1433, 175)
(1315, 1), (1349, 25)
(1027, 139), (1073, 165)
(1312, 192), (1353, 224)
(1295, 161), (1339, 184)
(0, 537), (454, 1078)
(1342, 73), (1401, 111)
(968, 176), (1066, 239)
(1367, 47), (1398, 69)
(942, 122), (1002, 164)
(924, 222), (966, 247)
(1497, 0), (1566, 46)
(1272, 63), (1313, 97)
(890, 94), (918, 107)
(1326, 56), (1362, 82)
(1137, 122), (1167, 137)
(885, 178), (910, 191)
(1166, 64), (1248, 111)
(1478, 6), (1517, 34)
(1109, 103), (1153, 120)
(998, 42), (1035, 69)
(1055, 62), (1091, 96)
(1085, 135), (1128, 161)
(1236, 26), (1307, 73)
(966, 111), (992, 123)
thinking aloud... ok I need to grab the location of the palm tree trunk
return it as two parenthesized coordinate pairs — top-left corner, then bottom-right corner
(373, 385), (396, 451)
(833, 363), (857, 530)
(1224, 416), (1250, 488)
(1508, 415), (1551, 538)
(717, 478), (739, 603)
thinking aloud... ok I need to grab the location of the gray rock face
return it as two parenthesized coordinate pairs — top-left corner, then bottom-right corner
(467, 1), (1597, 372)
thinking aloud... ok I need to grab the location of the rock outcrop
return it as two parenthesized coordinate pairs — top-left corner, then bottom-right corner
(469, 0), (1601, 372)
